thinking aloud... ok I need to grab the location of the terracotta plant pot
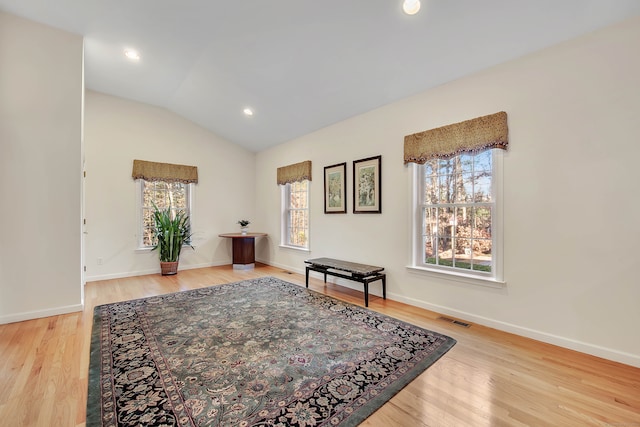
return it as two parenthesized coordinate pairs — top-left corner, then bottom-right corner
(160, 261), (179, 276)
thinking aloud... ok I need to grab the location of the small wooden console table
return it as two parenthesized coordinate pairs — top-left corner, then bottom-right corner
(219, 233), (267, 270)
(304, 257), (386, 307)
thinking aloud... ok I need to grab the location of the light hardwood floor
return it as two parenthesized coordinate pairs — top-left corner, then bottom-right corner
(1, 264), (638, 426)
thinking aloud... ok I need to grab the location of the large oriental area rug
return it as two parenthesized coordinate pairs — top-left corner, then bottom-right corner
(87, 277), (456, 426)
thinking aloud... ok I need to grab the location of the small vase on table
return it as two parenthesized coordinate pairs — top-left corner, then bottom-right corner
(238, 220), (250, 235)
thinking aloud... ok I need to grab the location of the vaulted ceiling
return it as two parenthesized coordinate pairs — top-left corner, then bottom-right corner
(2, 0), (639, 151)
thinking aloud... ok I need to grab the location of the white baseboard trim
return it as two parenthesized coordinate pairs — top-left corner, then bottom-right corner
(0, 303), (83, 325)
(257, 259), (304, 275)
(87, 259), (640, 368)
(261, 260), (639, 367)
(85, 261), (229, 282)
(388, 292), (640, 368)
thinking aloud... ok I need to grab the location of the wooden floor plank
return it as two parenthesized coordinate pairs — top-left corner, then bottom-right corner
(0, 264), (638, 426)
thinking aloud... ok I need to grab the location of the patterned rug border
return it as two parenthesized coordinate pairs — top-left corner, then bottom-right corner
(87, 308), (100, 427)
(86, 277), (456, 426)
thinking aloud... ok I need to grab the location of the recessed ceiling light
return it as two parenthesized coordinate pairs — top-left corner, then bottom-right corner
(124, 48), (140, 61)
(243, 108), (254, 116)
(402, 0), (421, 15)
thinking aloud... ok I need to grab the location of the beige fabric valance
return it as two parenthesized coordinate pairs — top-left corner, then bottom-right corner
(132, 159), (198, 184)
(277, 160), (312, 185)
(404, 111), (508, 164)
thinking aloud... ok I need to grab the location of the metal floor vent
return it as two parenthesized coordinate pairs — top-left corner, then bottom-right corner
(438, 316), (471, 328)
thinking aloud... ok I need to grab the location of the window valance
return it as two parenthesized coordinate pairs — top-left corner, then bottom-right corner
(404, 111), (508, 164)
(277, 160), (312, 185)
(132, 159), (198, 184)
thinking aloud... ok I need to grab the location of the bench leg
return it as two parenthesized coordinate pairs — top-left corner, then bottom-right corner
(305, 267), (309, 288)
(364, 276), (385, 307)
(364, 281), (369, 307)
(382, 275), (386, 300)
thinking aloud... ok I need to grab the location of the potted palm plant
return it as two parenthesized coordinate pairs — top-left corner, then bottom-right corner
(152, 204), (193, 275)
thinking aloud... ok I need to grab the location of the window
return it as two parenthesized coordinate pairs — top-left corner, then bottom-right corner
(138, 180), (191, 248)
(414, 150), (502, 280)
(281, 180), (309, 249)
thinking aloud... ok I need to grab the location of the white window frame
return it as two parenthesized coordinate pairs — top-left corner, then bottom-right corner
(136, 179), (193, 250)
(408, 150), (504, 287)
(280, 180), (310, 251)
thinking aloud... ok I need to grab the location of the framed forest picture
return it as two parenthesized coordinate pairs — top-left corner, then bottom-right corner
(353, 155), (381, 214)
(324, 162), (347, 213)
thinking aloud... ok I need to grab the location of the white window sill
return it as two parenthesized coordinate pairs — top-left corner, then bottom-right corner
(135, 244), (194, 253)
(406, 265), (506, 288)
(279, 244), (310, 252)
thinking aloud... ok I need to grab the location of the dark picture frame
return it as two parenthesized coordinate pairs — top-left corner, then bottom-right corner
(353, 155), (381, 214)
(324, 162), (347, 214)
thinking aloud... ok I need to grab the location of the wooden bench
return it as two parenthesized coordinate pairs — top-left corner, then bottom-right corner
(304, 257), (386, 307)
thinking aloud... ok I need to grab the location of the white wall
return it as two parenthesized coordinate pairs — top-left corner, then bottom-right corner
(0, 13), (83, 323)
(4, 10), (637, 367)
(256, 16), (640, 367)
(84, 91), (256, 280)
